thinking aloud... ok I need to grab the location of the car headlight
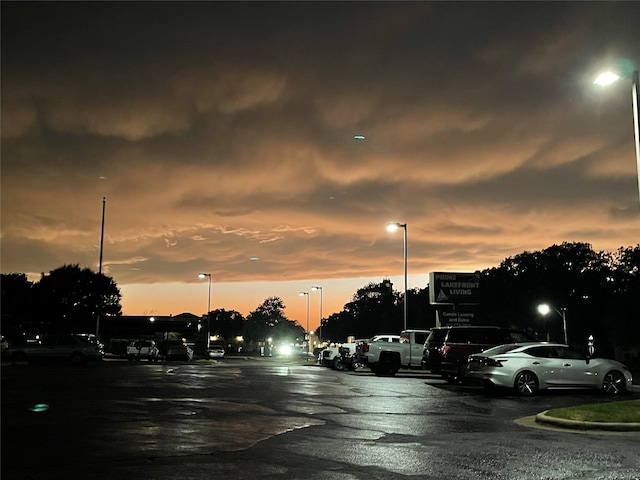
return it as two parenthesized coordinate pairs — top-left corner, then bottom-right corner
(279, 345), (292, 356)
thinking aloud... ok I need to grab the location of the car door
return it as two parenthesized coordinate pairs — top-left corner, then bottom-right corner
(522, 346), (564, 387)
(555, 346), (592, 387)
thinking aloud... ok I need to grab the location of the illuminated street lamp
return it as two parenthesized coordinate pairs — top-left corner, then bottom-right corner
(199, 273), (212, 349)
(386, 222), (408, 331)
(299, 292), (310, 359)
(537, 303), (568, 344)
(594, 69), (640, 206)
(311, 286), (323, 341)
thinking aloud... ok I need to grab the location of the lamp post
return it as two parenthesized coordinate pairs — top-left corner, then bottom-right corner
(386, 222), (408, 331)
(537, 303), (568, 344)
(199, 273), (212, 350)
(594, 69), (640, 206)
(311, 286), (323, 341)
(299, 291), (310, 359)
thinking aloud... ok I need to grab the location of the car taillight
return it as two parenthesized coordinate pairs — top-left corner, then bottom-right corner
(485, 358), (504, 367)
(440, 345), (451, 357)
(362, 343), (369, 353)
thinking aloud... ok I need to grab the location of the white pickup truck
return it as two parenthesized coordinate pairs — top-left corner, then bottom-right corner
(356, 329), (431, 376)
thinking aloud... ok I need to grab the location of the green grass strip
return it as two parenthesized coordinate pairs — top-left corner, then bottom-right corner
(545, 399), (640, 423)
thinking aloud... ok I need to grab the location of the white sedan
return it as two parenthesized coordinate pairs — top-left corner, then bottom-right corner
(467, 342), (633, 396)
(207, 345), (225, 359)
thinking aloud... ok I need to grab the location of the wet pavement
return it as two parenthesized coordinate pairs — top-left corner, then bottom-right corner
(2, 356), (639, 479)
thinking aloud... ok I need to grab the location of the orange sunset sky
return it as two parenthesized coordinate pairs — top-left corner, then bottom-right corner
(2, 2), (639, 330)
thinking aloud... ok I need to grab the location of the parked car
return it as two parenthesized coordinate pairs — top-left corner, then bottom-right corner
(166, 342), (194, 362)
(127, 340), (160, 361)
(467, 342), (633, 396)
(5, 334), (104, 365)
(207, 345), (225, 359)
(421, 326), (535, 383)
(357, 330), (431, 376)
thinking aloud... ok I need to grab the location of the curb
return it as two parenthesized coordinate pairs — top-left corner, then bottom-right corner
(535, 410), (640, 432)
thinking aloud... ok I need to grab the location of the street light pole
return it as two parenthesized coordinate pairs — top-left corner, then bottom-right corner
(386, 222), (408, 331)
(560, 307), (568, 345)
(299, 291), (310, 360)
(633, 69), (640, 206)
(311, 286), (323, 341)
(594, 69), (640, 206)
(199, 273), (212, 350)
(537, 303), (568, 344)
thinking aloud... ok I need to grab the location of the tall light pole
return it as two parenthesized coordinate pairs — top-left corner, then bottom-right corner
(311, 286), (323, 341)
(386, 222), (408, 331)
(199, 273), (212, 349)
(99, 197), (106, 274)
(594, 69), (640, 206)
(96, 197), (106, 340)
(537, 303), (568, 344)
(299, 291), (310, 359)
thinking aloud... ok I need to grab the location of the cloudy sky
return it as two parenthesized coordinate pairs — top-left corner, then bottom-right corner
(2, 2), (639, 329)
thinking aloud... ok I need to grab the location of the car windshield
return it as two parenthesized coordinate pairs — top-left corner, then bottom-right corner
(481, 344), (522, 355)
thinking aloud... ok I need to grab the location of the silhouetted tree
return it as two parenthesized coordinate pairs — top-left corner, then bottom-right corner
(31, 264), (121, 333)
(209, 308), (245, 340)
(480, 242), (639, 353)
(244, 296), (303, 343)
(320, 311), (353, 342)
(1, 273), (35, 319)
(407, 286), (437, 330)
(1, 273), (36, 338)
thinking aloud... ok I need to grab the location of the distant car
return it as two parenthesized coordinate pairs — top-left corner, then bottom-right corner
(207, 345), (225, 359)
(467, 342), (633, 396)
(127, 340), (160, 362)
(166, 343), (194, 362)
(6, 334), (104, 365)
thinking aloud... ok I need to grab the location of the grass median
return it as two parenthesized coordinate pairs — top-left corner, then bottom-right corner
(545, 399), (640, 423)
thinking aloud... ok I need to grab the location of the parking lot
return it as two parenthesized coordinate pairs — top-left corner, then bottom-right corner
(2, 357), (640, 480)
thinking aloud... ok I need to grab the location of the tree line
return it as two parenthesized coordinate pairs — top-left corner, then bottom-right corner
(1, 242), (639, 355)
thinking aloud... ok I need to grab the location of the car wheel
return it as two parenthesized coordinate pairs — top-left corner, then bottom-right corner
(602, 371), (626, 395)
(70, 352), (85, 366)
(332, 357), (344, 371)
(376, 355), (399, 377)
(514, 371), (538, 396)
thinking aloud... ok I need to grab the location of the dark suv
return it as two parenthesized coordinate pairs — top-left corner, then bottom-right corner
(421, 326), (534, 383)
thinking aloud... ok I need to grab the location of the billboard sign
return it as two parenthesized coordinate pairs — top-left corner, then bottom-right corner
(429, 271), (481, 305)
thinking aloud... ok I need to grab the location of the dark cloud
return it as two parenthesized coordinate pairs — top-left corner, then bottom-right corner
(2, 1), (639, 318)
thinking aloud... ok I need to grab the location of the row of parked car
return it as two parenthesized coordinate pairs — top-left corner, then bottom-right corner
(320, 326), (634, 396)
(1, 335), (227, 365)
